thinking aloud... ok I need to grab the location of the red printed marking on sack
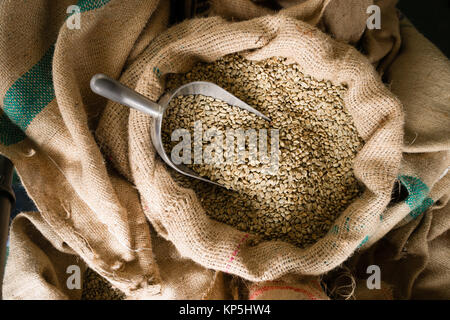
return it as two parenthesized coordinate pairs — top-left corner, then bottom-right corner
(249, 285), (318, 300)
(312, 279), (323, 293)
(224, 233), (249, 273)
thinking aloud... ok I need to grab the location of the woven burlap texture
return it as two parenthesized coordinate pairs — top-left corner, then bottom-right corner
(1, 0), (405, 298)
(1, 0), (169, 297)
(95, 14), (403, 281)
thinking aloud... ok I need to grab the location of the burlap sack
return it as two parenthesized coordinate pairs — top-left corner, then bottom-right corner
(247, 278), (329, 300)
(361, 0), (401, 74)
(208, 0), (401, 74)
(342, 17), (450, 300)
(4, 209), (220, 300)
(3, 212), (86, 300)
(210, 0), (371, 44)
(1, 0), (170, 297)
(95, 11), (403, 281)
(1, 0), (407, 298)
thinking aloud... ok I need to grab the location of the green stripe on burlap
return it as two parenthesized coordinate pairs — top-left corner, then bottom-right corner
(398, 175), (434, 219)
(0, 0), (111, 146)
(3, 45), (56, 132)
(77, 0), (112, 12)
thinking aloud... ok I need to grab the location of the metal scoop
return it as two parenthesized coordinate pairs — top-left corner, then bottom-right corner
(90, 73), (270, 187)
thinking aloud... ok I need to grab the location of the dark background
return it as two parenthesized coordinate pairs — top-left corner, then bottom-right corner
(398, 0), (450, 58)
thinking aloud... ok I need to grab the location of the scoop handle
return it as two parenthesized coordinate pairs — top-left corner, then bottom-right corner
(90, 73), (162, 118)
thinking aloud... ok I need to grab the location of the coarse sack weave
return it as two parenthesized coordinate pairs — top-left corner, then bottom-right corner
(342, 16), (450, 300)
(96, 14), (403, 280)
(208, 0), (401, 74)
(4, 211), (87, 300)
(1, 0), (171, 297)
(1, 0), (404, 296)
(247, 279), (330, 300)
